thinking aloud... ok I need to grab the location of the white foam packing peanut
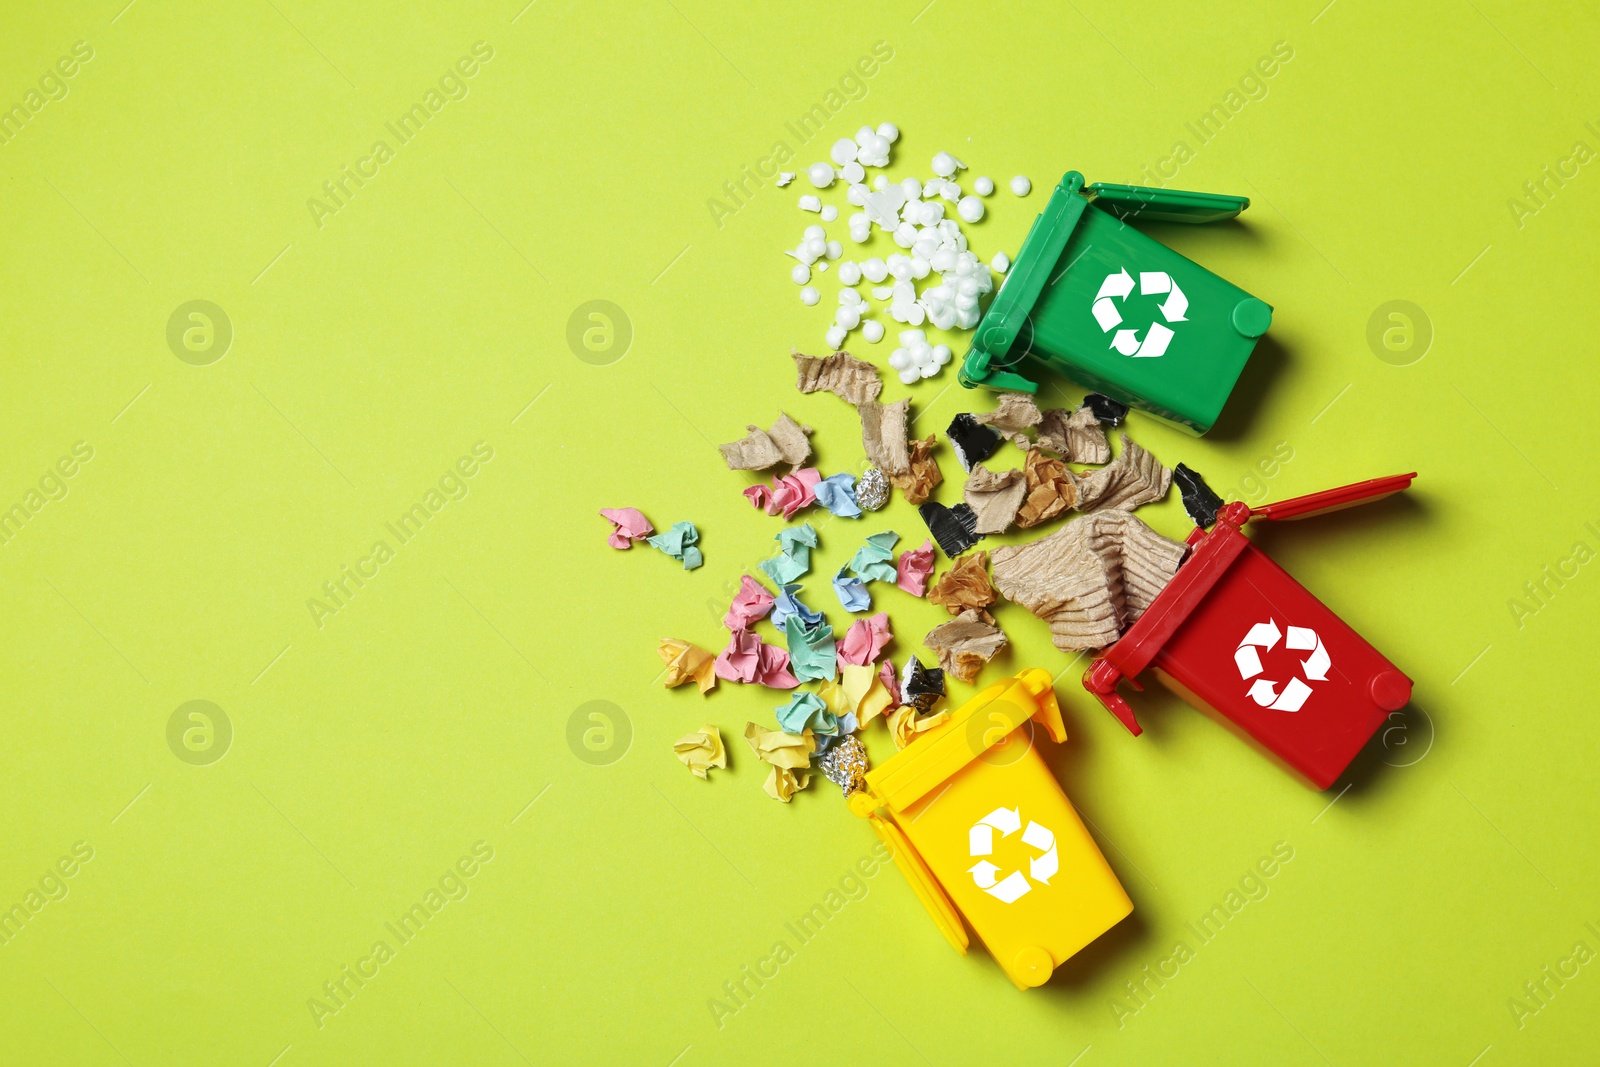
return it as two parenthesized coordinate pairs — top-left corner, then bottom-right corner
(778, 122), (1001, 367)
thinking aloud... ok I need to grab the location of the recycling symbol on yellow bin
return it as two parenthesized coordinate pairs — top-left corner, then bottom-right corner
(1091, 268), (1188, 359)
(966, 807), (1058, 904)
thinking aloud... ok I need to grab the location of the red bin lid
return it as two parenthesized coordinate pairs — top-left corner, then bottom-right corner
(1249, 473), (1416, 522)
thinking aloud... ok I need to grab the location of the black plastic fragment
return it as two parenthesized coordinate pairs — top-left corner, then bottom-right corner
(946, 413), (1001, 471)
(1173, 463), (1225, 528)
(900, 658), (946, 714)
(918, 501), (982, 557)
(1083, 393), (1129, 427)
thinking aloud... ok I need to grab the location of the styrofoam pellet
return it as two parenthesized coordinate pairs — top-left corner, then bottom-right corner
(826, 325), (846, 349)
(801, 286), (820, 305)
(777, 172), (795, 187)
(791, 263), (810, 285)
(1010, 175), (1031, 196)
(974, 176), (995, 196)
(862, 319), (885, 343)
(830, 138), (858, 166)
(877, 122), (899, 143)
(992, 251), (1010, 273)
(821, 205), (838, 223)
(838, 261), (862, 285)
(862, 257), (889, 283)
(840, 161), (865, 184)
(799, 194), (822, 212)
(807, 162), (835, 188)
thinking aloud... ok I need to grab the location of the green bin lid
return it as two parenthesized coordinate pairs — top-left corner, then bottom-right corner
(1084, 181), (1250, 223)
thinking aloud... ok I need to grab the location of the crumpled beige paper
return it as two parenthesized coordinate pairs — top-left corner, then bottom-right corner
(927, 550), (997, 618)
(974, 392), (1043, 448)
(890, 434), (942, 504)
(658, 638), (717, 693)
(792, 349), (882, 406)
(1072, 435), (1172, 512)
(1016, 449), (1078, 528)
(717, 413), (813, 470)
(858, 398), (910, 476)
(764, 766), (811, 802)
(743, 721), (815, 768)
(816, 663), (895, 727)
(1036, 405), (1110, 465)
(923, 609), (1009, 684)
(963, 463), (1028, 534)
(990, 509), (1188, 651)
(674, 725), (727, 779)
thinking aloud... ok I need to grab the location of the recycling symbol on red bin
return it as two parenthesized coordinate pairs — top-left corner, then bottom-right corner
(966, 806), (1057, 905)
(1091, 268), (1188, 359)
(1235, 619), (1330, 713)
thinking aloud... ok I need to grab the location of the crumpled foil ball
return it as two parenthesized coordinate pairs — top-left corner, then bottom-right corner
(855, 466), (890, 511)
(817, 735), (869, 796)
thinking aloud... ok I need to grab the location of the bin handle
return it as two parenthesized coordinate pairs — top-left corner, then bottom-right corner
(1083, 659), (1143, 735)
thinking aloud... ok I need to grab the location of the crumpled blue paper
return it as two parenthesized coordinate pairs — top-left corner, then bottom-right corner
(770, 583), (822, 630)
(832, 565), (871, 613)
(813, 473), (862, 519)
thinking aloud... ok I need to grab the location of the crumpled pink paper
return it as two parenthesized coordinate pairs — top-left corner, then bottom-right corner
(723, 575), (776, 630)
(837, 612), (892, 667)
(599, 507), (653, 550)
(713, 628), (801, 689)
(743, 467), (822, 520)
(878, 659), (901, 705)
(896, 539), (935, 596)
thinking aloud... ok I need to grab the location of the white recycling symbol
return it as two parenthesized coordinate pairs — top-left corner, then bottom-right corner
(1091, 268), (1188, 359)
(1234, 619), (1330, 713)
(966, 806), (1058, 905)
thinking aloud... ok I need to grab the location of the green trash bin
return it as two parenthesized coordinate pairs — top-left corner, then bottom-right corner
(959, 172), (1273, 435)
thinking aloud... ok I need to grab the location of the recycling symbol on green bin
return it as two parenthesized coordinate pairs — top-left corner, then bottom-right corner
(1091, 268), (1188, 359)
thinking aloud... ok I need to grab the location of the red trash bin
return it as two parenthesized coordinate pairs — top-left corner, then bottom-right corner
(1082, 474), (1416, 789)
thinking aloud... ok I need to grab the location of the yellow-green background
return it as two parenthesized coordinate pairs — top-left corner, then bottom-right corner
(2, 1), (1596, 1063)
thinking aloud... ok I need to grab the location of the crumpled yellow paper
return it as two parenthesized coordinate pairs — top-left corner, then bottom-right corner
(658, 638), (716, 693)
(885, 706), (950, 750)
(743, 721), (816, 802)
(673, 725), (726, 779)
(764, 766), (811, 802)
(743, 721), (815, 768)
(816, 663), (894, 727)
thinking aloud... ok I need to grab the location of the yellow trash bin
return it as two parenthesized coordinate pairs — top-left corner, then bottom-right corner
(848, 669), (1132, 989)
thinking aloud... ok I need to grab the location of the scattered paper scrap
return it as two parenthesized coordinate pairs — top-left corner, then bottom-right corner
(848, 531), (900, 583)
(744, 721), (815, 769)
(832, 565), (872, 612)
(759, 523), (818, 585)
(990, 509), (1188, 651)
(1036, 404), (1110, 464)
(718, 413), (813, 470)
(918, 501), (982, 557)
(647, 521), (703, 570)
(745, 468), (823, 519)
(973, 392), (1043, 448)
(889, 434), (942, 504)
(1016, 449), (1079, 528)
(673, 725), (727, 779)
(658, 638), (717, 693)
(859, 398), (911, 476)
(879, 659), (901, 705)
(784, 615), (837, 682)
(1174, 463), (1224, 528)
(1073, 435), (1172, 512)
(764, 766), (811, 802)
(838, 612), (893, 666)
(1085, 393), (1129, 427)
(886, 705), (918, 749)
(771, 583), (823, 629)
(600, 507), (653, 550)
(923, 610), (1008, 684)
(724, 575), (776, 629)
(817, 663), (894, 727)
(714, 629), (801, 688)
(793, 349), (883, 406)
(900, 657), (946, 712)
(776, 691), (837, 735)
(946, 413), (1001, 471)
(814, 472), (862, 518)
(927, 550), (997, 617)
(896, 539), (935, 596)
(963, 463), (1028, 534)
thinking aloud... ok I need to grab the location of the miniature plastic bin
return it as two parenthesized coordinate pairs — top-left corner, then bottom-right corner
(848, 668), (1132, 989)
(959, 171), (1273, 435)
(1083, 474), (1417, 789)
